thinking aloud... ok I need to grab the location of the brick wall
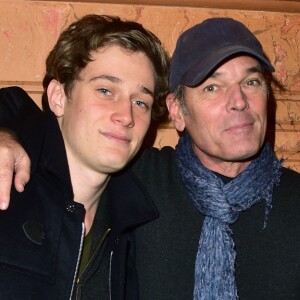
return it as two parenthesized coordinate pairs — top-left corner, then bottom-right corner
(1, 1), (299, 171)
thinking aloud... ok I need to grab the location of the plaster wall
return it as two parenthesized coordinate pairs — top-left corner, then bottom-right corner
(1, 1), (299, 171)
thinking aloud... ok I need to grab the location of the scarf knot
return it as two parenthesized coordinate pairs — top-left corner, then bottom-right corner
(176, 133), (282, 299)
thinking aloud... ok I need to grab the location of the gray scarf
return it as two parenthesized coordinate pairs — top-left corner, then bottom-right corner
(176, 133), (282, 299)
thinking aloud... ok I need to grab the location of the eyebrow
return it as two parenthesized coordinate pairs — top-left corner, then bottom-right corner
(246, 65), (263, 74)
(90, 74), (154, 97)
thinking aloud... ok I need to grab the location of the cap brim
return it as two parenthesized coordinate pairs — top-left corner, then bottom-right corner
(181, 45), (275, 87)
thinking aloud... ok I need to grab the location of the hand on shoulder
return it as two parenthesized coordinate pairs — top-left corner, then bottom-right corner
(0, 129), (30, 209)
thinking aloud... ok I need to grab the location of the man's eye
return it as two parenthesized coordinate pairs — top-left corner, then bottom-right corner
(247, 79), (260, 86)
(98, 88), (111, 95)
(132, 100), (149, 109)
(204, 85), (217, 92)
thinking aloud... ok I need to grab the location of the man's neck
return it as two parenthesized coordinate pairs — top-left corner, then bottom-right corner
(201, 159), (251, 178)
(69, 167), (111, 234)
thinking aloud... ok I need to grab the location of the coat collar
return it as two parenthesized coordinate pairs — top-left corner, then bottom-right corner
(8, 87), (73, 200)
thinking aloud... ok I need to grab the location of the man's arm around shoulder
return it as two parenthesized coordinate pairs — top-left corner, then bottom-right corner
(0, 86), (42, 209)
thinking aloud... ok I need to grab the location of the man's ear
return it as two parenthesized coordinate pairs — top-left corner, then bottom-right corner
(166, 93), (186, 132)
(47, 80), (66, 117)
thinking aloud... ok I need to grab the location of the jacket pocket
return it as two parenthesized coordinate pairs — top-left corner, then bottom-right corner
(0, 183), (64, 283)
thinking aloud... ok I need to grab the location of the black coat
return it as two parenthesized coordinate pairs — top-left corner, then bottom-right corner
(132, 146), (300, 299)
(0, 87), (159, 300)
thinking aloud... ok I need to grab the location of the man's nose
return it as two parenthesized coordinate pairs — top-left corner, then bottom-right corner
(111, 99), (135, 127)
(226, 84), (248, 112)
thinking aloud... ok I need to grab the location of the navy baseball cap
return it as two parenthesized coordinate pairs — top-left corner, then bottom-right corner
(169, 18), (275, 92)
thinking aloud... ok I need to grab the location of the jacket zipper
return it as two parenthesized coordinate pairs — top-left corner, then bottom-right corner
(75, 228), (111, 300)
(70, 222), (85, 300)
(109, 250), (114, 300)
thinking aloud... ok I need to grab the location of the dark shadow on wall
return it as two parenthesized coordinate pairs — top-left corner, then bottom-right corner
(141, 112), (170, 149)
(266, 88), (276, 149)
(266, 75), (286, 150)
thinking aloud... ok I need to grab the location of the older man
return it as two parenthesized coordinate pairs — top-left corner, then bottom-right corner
(133, 18), (300, 299)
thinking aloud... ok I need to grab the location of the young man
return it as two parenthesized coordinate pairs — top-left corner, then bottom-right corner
(1, 18), (300, 299)
(0, 14), (169, 299)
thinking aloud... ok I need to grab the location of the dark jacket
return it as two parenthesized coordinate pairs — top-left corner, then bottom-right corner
(132, 146), (300, 300)
(0, 87), (159, 300)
